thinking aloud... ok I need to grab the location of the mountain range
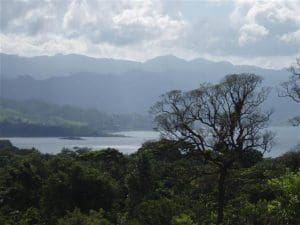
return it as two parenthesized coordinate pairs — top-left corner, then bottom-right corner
(0, 53), (299, 124)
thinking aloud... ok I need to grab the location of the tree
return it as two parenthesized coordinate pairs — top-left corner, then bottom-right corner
(279, 58), (300, 126)
(151, 74), (274, 224)
(280, 58), (300, 103)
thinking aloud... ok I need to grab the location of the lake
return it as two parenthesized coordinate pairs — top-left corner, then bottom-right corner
(1, 127), (299, 157)
(2, 131), (159, 155)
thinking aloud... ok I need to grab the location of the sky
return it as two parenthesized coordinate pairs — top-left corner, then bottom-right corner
(0, 0), (299, 69)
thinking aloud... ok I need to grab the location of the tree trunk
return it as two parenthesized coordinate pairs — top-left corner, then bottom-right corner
(217, 167), (227, 225)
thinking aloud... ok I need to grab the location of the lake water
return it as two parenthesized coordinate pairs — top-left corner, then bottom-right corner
(2, 131), (160, 155)
(1, 127), (299, 157)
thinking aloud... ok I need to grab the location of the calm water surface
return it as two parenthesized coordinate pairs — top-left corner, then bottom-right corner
(3, 131), (159, 155)
(2, 127), (299, 157)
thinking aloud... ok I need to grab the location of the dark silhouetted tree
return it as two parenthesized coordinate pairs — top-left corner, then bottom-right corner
(151, 74), (274, 224)
(279, 58), (300, 126)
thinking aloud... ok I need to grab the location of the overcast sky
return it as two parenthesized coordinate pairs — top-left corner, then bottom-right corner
(1, 0), (299, 69)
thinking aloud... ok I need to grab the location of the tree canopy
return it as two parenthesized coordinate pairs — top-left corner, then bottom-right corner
(0, 140), (299, 225)
(151, 74), (274, 224)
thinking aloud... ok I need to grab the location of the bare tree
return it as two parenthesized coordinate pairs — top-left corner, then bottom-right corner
(279, 58), (300, 126)
(151, 74), (274, 224)
(280, 58), (300, 103)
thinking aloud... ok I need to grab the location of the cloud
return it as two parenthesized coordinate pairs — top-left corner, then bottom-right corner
(280, 30), (300, 43)
(0, 33), (87, 56)
(231, 0), (300, 46)
(1, 0), (186, 46)
(0, 0), (299, 69)
(238, 23), (269, 46)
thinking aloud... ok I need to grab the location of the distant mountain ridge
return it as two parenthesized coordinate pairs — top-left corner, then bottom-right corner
(0, 53), (285, 79)
(1, 53), (298, 124)
(0, 53), (142, 79)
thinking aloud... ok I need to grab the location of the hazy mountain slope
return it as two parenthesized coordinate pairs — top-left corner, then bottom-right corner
(0, 53), (141, 79)
(0, 53), (289, 82)
(1, 72), (173, 113)
(1, 54), (298, 124)
(0, 98), (152, 136)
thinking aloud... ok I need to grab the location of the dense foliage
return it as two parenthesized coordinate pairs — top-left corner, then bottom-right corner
(0, 139), (299, 225)
(0, 98), (152, 137)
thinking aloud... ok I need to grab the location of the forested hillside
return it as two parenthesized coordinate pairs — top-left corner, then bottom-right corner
(0, 98), (152, 137)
